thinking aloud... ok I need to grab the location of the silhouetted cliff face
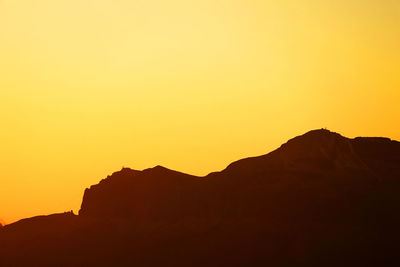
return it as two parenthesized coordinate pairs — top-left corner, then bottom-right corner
(2, 129), (400, 266)
(79, 166), (202, 219)
(222, 129), (400, 175)
(79, 129), (400, 222)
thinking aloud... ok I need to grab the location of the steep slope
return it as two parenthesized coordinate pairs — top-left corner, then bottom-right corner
(79, 129), (400, 221)
(79, 166), (202, 219)
(1, 129), (400, 266)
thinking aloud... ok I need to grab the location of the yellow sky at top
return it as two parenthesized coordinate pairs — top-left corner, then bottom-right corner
(0, 0), (399, 224)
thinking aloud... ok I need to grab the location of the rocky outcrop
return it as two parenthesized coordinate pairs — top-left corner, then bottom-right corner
(79, 129), (400, 222)
(2, 129), (400, 266)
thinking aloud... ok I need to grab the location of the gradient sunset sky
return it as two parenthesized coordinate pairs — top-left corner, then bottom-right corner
(1, 0), (399, 224)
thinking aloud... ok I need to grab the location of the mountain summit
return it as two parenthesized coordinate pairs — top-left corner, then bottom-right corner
(1, 129), (400, 266)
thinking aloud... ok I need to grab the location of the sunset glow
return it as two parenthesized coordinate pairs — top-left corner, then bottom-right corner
(1, 0), (399, 224)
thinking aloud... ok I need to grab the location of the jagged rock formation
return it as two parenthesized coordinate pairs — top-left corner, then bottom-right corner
(1, 129), (400, 266)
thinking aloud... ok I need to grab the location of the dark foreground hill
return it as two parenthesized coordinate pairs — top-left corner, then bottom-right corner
(1, 129), (400, 266)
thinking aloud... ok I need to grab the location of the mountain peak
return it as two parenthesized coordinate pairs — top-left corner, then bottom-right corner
(280, 128), (348, 151)
(3, 129), (400, 266)
(285, 128), (345, 144)
(303, 128), (336, 135)
(144, 165), (170, 172)
(113, 167), (140, 176)
(222, 129), (351, 173)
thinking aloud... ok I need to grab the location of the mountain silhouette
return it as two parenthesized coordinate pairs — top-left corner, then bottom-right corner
(1, 129), (400, 266)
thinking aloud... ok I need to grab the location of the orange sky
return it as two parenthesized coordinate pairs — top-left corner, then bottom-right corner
(0, 0), (399, 224)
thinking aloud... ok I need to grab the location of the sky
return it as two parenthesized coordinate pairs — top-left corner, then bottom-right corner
(0, 0), (399, 224)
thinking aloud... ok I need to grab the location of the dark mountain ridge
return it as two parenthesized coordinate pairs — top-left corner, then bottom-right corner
(1, 129), (400, 266)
